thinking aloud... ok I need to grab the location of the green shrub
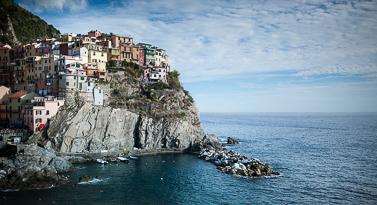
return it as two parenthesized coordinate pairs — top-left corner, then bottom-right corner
(177, 112), (186, 118)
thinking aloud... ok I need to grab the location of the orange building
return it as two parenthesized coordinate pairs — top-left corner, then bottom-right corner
(120, 45), (140, 63)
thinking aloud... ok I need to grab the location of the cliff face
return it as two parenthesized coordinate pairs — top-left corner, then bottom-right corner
(34, 71), (220, 153)
(44, 91), (219, 153)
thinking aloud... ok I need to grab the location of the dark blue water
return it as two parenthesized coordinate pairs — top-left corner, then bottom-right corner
(1, 113), (377, 204)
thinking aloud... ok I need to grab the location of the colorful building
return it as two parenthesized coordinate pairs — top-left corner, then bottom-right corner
(0, 46), (11, 68)
(120, 45), (140, 63)
(111, 35), (133, 48)
(0, 86), (12, 127)
(35, 55), (58, 95)
(85, 44), (108, 63)
(108, 48), (120, 61)
(68, 47), (88, 64)
(14, 58), (27, 91)
(88, 30), (101, 38)
(85, 62), (107, 81)
(23, 96), (64, 132)
(58, 64), (88, 91)
(8, 91), (39, 125)
(144, 67), (167, 83)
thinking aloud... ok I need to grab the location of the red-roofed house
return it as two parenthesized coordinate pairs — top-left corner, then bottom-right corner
(8, 91), (39, 125)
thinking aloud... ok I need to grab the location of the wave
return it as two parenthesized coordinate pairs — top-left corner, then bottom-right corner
(77, 178), (106, 185)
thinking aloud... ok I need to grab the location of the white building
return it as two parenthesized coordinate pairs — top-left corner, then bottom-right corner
(68, 47), (88, 64)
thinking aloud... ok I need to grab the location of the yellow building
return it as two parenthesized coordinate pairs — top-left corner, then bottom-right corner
(25, 56), (40, 92)
(8, 91), (39, 125)
(108, 48), (120, 61)
(0, 86), (12, 127)
(85, 44), (108, 63)
(14, 58), (27, 91)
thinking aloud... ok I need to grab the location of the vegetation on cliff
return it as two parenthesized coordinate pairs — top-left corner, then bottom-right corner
(0, 0), (60, 46)
(107, 62), (194, 121)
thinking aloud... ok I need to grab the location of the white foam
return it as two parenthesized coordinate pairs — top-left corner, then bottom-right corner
(78, 178), (105, 185)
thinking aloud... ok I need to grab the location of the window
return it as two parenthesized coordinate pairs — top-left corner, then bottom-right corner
(18, 98), (20, 102)
(99, 90), (101, 93)
(46, 110), (50, 115)
(36, 118), (42, 123)
(74, 76), (76, 79)
(58, 102), (60, 106)
(36, 110), (42, 115)
(81, 77), (84, 80)
(66, 82), (69, 86)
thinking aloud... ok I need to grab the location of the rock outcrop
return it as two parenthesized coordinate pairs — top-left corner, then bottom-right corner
(0, 144), (73, 190)
(227, 137), (239, 144)
(198, 148), (280, 177)
(78, 175), (103, 183)
(37, 86), (221, 154)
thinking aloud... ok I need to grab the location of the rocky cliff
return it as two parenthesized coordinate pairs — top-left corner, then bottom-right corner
(0, 144), (73, 190)
(32, 70), (220, 154)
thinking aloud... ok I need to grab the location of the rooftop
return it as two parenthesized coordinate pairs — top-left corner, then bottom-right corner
(9, 91), (29, 98)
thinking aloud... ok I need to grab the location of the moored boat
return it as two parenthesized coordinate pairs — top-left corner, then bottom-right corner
(96, 159), (108, 164)
(118, 156), (129, 162)
(129, 156), (138, 160)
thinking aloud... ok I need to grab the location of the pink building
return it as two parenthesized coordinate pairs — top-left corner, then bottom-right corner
(144, 67), (167, 83)
(35, 43), (54, 56)
(88, 30), (101, 38)
(23, 96), (64, 132)
(111, 35), (133, 48)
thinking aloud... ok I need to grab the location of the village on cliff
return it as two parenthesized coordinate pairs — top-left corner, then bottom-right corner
(0, 30), (170, 148)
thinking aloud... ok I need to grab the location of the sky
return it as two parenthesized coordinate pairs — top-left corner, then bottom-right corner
(15, 0), (377, 112)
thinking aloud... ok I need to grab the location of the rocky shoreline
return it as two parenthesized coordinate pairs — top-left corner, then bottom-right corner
(1, 141), (279, 191)
(198, 148), (280, 177)
(0, 144), (77, 191)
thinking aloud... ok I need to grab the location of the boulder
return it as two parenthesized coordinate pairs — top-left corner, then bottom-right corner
(227, 137), (239, 144)
(49, 156), (73, 173)
(78, 175), (102, 183)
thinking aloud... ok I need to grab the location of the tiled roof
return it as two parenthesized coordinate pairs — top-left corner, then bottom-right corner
(0, 47), (10, 50)
(9, 91), (29, 98)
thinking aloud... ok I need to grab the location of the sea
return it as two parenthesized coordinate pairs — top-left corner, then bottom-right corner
(1, 112), (377, 204)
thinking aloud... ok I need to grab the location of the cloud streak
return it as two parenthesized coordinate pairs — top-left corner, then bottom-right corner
(13, 0), (377, 111)
(17, 0), (88, 13)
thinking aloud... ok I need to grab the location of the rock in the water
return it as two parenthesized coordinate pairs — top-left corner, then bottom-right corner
(227, 137), (239, 144)
(78, 175), (94, 183)
(78, 175), (102, 183)
(198, 148), (279, 177)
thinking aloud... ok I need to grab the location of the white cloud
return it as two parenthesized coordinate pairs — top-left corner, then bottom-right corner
(17, 0), (88, 13)
(19, 0), (377, 84)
